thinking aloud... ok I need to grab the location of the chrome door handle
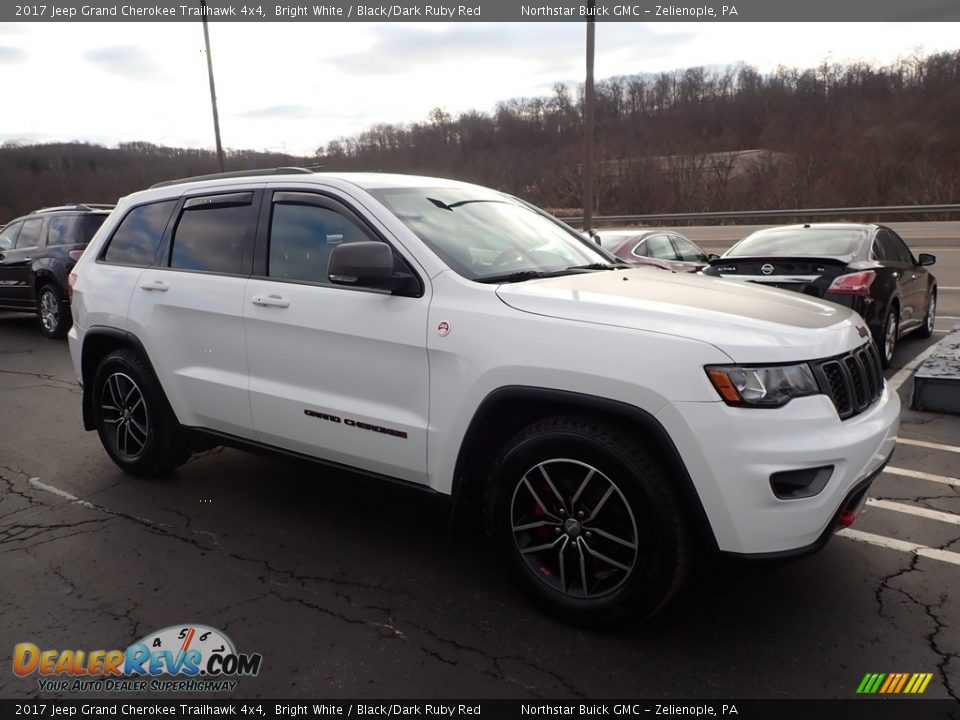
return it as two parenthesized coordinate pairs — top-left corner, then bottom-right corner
(139, 280), (169, 292)
(23, 257), (31, 262)
(251, 294), (290, 308)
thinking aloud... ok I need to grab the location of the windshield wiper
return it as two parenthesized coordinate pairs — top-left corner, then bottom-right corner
(478, 263), (629, 284)
(428, 197), (510, 211)
(476, 269), (576, 284)
(565, 262), (629, 270)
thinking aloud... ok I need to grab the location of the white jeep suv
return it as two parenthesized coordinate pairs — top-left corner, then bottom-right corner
(68, 169), (900, 622)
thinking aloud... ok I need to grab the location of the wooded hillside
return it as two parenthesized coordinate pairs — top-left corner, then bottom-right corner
(2, 50), (958, 222)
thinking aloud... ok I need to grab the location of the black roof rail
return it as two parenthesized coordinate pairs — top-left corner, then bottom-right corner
(32, 203), (116, 214)
(149, 167), (315, 189)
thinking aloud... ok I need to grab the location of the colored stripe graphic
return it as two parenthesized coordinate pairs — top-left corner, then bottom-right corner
(879, 674), (896, 693)
(893, 673), (909, 693)
(857, 672), (932, 694)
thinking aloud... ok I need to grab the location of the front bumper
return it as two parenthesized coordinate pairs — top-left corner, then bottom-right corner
(656, 384), (900, 555)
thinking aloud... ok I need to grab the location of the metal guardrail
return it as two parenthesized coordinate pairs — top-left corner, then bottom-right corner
(563, 204), (960, 227)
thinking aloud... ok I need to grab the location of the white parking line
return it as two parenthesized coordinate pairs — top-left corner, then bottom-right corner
(28, 477), (100, 511)
(888, 343), (943, 390)
(866, 498), (960, 526)
(838, 528), (960, 567)
(885, 465), (960, 488)
(940, 287), (960, 291)
(898, 438), (960, 454)
(28, 477), (157, 525)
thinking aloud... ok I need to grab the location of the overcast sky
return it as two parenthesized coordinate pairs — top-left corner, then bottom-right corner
(1, 22), (957, 156)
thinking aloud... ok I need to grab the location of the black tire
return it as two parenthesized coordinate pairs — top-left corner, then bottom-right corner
(915, 288), (937, 339)
(91, 348), (190, 477)
(484, 416), (692, 624)
(876, 304), (899, 369)
(37, 282), (70, 339)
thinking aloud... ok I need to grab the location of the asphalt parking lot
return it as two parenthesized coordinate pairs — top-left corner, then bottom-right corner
(1, 229), (959, 702)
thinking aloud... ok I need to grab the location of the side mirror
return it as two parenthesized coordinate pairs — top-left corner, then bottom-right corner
(918, 253), (936, 267)
(707, 253), (721, 262)
(328, 241), (416, 295)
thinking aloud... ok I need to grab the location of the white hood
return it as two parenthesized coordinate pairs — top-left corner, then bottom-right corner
(495, 268), (869, 363)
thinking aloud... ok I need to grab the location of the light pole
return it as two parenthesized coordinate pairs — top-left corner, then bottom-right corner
(201, 0), (225, 172)
(583, 4), (596, 234)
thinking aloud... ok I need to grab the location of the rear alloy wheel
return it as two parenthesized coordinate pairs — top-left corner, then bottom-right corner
(92, 348), (190, 476)
(916, 290), (937, 339)
(37, 284), (70, 339)
(100, 373), (150, 461)
(486, 417), (691, 624)
(878, 307), (898, 368)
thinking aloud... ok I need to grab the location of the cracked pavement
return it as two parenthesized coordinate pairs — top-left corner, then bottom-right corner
(1, 311), (959, 702)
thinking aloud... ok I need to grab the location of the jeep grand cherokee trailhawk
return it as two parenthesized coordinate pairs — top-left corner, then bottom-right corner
(67, 169), (899, 622)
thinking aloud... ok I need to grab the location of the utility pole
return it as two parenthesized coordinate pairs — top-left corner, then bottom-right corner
(201, 0), (225, 172)
(583, 4), (596, 235)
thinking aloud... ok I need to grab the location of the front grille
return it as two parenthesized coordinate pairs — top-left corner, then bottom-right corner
(811, 343), (884, 420)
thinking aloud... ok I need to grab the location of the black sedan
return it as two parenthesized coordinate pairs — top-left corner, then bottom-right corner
(703, 223), (937, 367)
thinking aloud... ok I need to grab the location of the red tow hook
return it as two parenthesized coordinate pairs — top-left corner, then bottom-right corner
(838, 509), (857, 528)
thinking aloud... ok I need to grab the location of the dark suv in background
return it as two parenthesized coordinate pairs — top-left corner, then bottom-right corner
(0, 203), (114, 338)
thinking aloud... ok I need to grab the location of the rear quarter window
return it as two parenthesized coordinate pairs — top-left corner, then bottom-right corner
(101, 201), (176, 267)
(48, 215), (109, 247)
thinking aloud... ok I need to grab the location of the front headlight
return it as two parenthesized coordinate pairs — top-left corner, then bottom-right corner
(705, 363), (819, 407)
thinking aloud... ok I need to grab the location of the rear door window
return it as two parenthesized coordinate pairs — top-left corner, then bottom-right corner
(170, 193), (257, 275)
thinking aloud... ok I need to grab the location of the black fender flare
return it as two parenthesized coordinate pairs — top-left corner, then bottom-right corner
(450, 385), (718, 552)
(79, 327), (167, 431)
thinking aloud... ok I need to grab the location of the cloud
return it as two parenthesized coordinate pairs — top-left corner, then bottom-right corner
(325, 24), (696, 79)
(323, 25), (564, 75)
(0, 46), (27, 64)
(83, 45), (161, 78)
(237, 104), (317, 120)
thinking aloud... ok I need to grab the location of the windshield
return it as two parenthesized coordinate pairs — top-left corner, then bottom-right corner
(370, 187), (614, 281)
(726, 228), (866, 257)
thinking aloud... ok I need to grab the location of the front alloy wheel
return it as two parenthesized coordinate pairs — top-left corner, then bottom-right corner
(881, 309), (898, 367)
(917, 291), (936, 339)
(487, 417), (691, 623)
(511, 459), (639, 598)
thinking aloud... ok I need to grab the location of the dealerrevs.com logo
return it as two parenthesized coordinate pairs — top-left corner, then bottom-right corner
(13, 624), (262, 693)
